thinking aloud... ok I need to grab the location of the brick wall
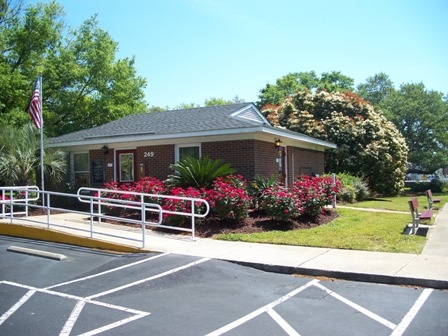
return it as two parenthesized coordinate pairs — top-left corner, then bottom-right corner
(88, 145), (175, 187)
(83, 141), (325, 188)
(286, 147), (325, 185)
(136, 145), (175, 181)
(202, 140), (254, 179)
(253, 140), (282, 180)
(202, 140), (280, 182)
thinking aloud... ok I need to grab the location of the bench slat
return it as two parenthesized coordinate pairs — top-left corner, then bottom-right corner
(408, 197), (432, 235)
(419, 210), (432, 220)
(426, 189), (441, 209)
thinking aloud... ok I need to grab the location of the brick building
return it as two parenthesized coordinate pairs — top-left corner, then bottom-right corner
(48, 103), (336, 189)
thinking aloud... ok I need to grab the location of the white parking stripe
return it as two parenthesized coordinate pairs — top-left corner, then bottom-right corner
(267, 307), (301, 336)
(46, 252), (169, 289)
(314, 282), (397, 330)
(0, 289), (36, 326)
(1, 257), (208, 336)
(205, 279), (318, 336)
(78, 311), (151, 336)
(87, 257), (210, 299)
(60, 299), (87, 336)
(390, 288), (433, 336)
(1, 281), (151, 336)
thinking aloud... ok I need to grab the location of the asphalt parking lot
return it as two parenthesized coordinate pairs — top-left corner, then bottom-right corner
(1, 236), (447, 336)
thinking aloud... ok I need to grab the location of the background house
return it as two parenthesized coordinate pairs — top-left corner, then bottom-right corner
(48, 103), (336, 189)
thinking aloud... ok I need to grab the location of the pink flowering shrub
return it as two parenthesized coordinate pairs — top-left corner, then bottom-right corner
(163, 187), (206, 214)
(291, 175), (341, 219)
(129, 176), (167, 205)
(101, 181), (135, 215)
(162, 187), (206, 225)
(258, 186), (303, 221)
(0, 195), (11, 213)
(1, 191), (29, 214)
(103, 177), (167, 201)
(163, 175), (251, 224)
(100, 174), (341, 224)
(203, 175), (251, 221)
(102, 181), (132, 199)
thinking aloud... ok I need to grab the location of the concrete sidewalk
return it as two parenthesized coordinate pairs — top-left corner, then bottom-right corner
(1, 203), (448, 289)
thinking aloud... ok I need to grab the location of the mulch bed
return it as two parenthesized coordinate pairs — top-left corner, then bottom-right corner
(194, 210), (338, 238)
(25, 206), (338, 238)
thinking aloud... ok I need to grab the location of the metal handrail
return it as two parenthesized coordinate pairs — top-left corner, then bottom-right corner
(0, 186), (39, 217)
(77, 187), (210, 239)
(1, 186), (210, 247)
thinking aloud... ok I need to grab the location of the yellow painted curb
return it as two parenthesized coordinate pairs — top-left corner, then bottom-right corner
(0, 224), (149, 253)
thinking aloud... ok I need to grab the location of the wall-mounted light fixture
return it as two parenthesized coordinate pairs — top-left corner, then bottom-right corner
(274, 138), (282, 149)
(102, 145), (109, 154)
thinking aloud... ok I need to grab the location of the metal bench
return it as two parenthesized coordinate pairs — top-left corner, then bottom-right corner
(408, 197), (433, 234)
(425, 189), (441, 210)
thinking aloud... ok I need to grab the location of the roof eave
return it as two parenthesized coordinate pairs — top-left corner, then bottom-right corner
(48, 125), (336, 150)
(260, 127), (337, 149)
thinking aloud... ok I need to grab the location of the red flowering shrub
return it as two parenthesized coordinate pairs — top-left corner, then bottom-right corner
(102, 181), (131, 200)
(103, 178), (167, 201)
(204, 175), (251, 221)
(259, 186), (303, 221)
(291, 175), (341, 219)
(131, 176), (167, 193)
(162, 187), (207, 225)
(99, 175), (341, 225)
(129, 177), (167, 205)
(1, 191), (29, 214)
(1, 195), (11, 213)
(101, 181), (132, 214)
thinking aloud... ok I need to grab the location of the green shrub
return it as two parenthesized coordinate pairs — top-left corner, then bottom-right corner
(353, 179), (370, 201)
(247, 175), (280, 209)
(259, 186), (302, 221)
(411, 179), (445, 193)
(292, 175), (340, 219)
(333, 173), (370, 202)
(339, 185), (356, 203)
(162, 187), (206, 226)
(204, 175), (251, 221)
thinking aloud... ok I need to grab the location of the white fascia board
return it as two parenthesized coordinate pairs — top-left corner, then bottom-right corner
(48, 126), (336, 150)
(261, 128), (337, 149)
(47, 127), (266, 148)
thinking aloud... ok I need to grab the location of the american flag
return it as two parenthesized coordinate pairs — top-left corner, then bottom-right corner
(28, 78), (42, 129)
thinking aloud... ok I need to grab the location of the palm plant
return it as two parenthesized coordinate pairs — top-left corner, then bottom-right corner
(0, 123), (66, 186)
(166, 156), (236, 189)
(247, 175), (281, 209)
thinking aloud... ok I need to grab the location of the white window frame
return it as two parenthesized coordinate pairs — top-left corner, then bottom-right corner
(175, 143), (201, 163)
(71, 152), (89, 188)
(118, 152), (135, 183)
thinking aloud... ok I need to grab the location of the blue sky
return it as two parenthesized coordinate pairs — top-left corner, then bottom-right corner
(29, 0), (448, 108)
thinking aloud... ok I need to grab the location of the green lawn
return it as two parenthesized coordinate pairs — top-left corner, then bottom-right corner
(342, 193), (448, 212)
(215, 193), (447, 254)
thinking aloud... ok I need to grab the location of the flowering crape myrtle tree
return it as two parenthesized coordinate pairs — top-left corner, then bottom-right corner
(263, 91), (408, 195)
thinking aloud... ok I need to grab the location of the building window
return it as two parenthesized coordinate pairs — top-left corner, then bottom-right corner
(119, 153), (135, 182)
(176, 144), (201, 162)
(73, 153), (89, 188)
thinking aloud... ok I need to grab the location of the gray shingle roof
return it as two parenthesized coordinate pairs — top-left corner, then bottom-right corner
(48, 102), (336, 149)
(49, 103), (267, 144)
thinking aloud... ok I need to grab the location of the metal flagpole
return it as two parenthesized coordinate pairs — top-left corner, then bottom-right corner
(38, 75), (44, 195)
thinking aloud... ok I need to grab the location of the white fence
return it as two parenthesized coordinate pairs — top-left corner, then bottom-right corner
(0, 186), (210, 247)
